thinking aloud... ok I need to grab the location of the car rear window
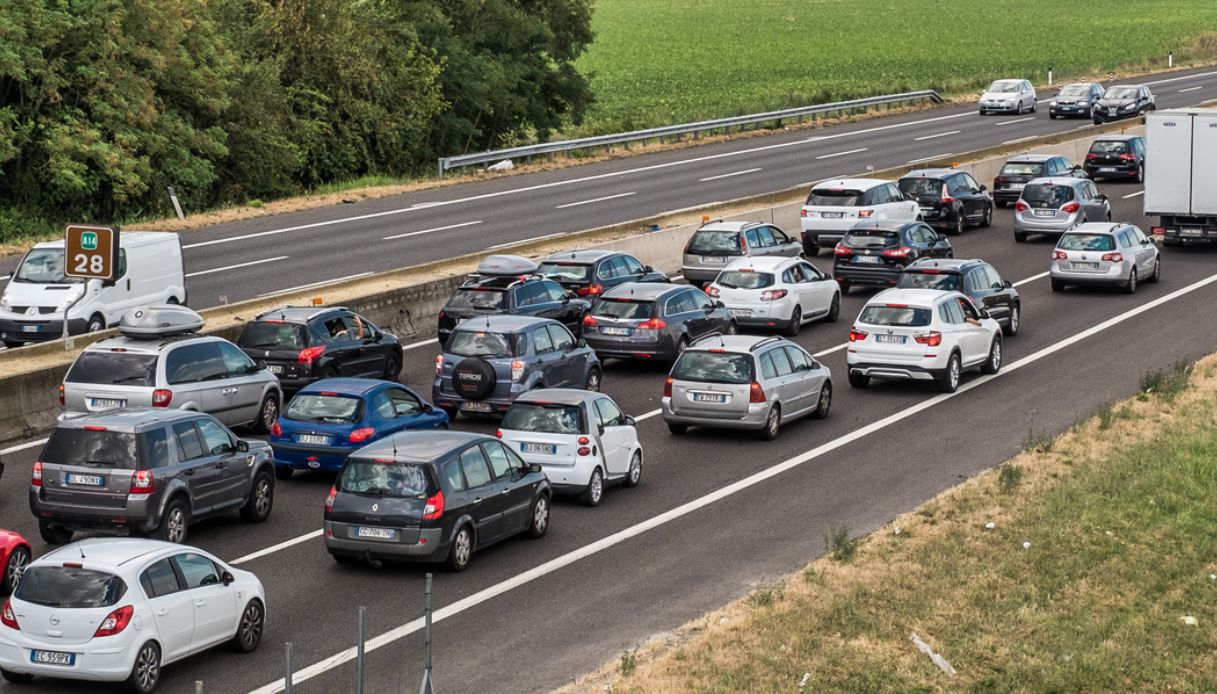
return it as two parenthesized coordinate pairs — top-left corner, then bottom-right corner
(338, 460), (431, 498)
(687, 230), (742, 255)
(671, 351), (754, 384)
(806, 189), (862, 206)
(16, 566), (127, 608)
(898, 271), (961, 291)
(41, 428), (143, 469)
(844, 231), (898, 247)
(447, 330), (517, 358)
(502, 403), (584, 434)
(1089, 140), (1128, 154)
(66, 351), (158, 387)
(538, 262), (592, 283)
(1023, 183), (1074, 206)
(238, 322), (309, 350)
(1058, 233), (1116, 252)
(715, 271), (775, 290)
(285, 394), (363, 423)
(858, 305), (933, 327)
(592, 299), (655, 320)
(447, 288), (507, 310)
(898, 178), (943, 197)
(1000, 163), (1043, 176)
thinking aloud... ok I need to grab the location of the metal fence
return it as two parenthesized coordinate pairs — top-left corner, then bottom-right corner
(437, 89), (943, 176)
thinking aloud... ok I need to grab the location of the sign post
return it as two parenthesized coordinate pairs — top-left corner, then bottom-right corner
(63, 224), (119, 341)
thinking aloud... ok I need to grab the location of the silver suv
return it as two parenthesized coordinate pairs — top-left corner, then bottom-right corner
(661, 335), (832, 440)
(1013, 178), (1111, 242)
(681, 221), (802, 287)
(30, 408), (276, 545)
(61, 305), (282, 433)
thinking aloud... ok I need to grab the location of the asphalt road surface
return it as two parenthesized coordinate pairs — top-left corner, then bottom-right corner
(4, 179), (1217, 693)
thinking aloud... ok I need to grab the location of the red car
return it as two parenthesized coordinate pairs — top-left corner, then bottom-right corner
(0, 529), (30, 594)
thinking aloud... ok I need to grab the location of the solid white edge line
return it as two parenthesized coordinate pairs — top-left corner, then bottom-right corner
(699, 168), (763, 182)
(185, 256), (289, 278)
(0, 275), (9, 282)
(913, 130), (959, 142)
(401, 338), (439, 352)
(907, 153), (953, 164)
(1179, 86), (1204, 93)
(231, 530), (323, 566)
(258, 273), (373, 298)
(1013, 271), (1050, 288)
(815, 147), (868, 160)
(488, 232), (566, 250)
(994, 116), (1036, 126)
(382, 220), (482, 241)
(0, 437), (48, 456)
(1123, 190), (1145, 199)
(1002, 135), (1039, 146)
(248, 268), (1217, 694)
(555, 192), (637, 209)
(1146, 70), (1217, 86)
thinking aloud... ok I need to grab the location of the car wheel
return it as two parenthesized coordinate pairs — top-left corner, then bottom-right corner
(1030, 100), (1037, 113)
(1049, 112), (1057, 120)
(826, 293), (840, 323)
(623, 451), (642, 488)
(952, 211), (965, 236)
(667, 422), (687, 435)
(579, 468), (604, 507)
(253, 393), (279, 435)
(676, 336), (690, 355)
(230, 599), (265, 653)
(584, 367), (601, 392)
(331, 553), (358, 565)
(37, 519), (72, 545)
(980, 204), (993, 228)
(1093, 117), (1102, 126)
(937, 353), (961, 393)
(839, 282), (851, 296)
(1, 669), (33, 684)
(725, 320), (738, 335)
(126, 641), (161, 694)
(784, 307), (802, 337)
(274, 465), (294, 481)
(981, 338), (1002, 375)
(2, 340), (23, 349)
(2, 545), (29, 594)
(1149, 258), (1161, 283)
(87, 314), (105, 333)
(812, 381), (832, 419)
(760, 404), (781, 441)
(240, 470), (274, 523)
(1123, 268), (1138, 294)
(381, 352), (401, 381)
(1013, 230), (1028, 243)
(803, 244), (821, 257)
(1136, 163), (1144, 184)
(1051, 278), (1065, 292)
(446, 525), (473, 572)
(155, 498), (190, 544)
(527, 495), (550, 538)
(1003, 303), (1021, 337)
(848, 371), (869, 388)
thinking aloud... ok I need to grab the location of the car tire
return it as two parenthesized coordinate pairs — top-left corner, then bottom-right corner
(125, 641), (161, 694)
(527, 495), (550, 538)
(826, 293), (840, 323)
(253, 393), (279, 435)
(37, 519), (72, 546)
(579, 468), (604, 507)
(274, 465), (294, 481)
(623, 451), (643, 488)
(441, 405), (459, 421)
(1093, 117), (1102, 126)
(667, 422), (687, 435)
(675, 336), (690, 355)
(155, 498), (190, 544)
(1123, 268), (1138, 294)
(230, 599), (265, 653)
(1149, 258), (1161, 283)
(980, 204), (993, 228)
(803, 244), (821, 257)
(446, 525), (473, 572)
(760, 404), (781, 441)
(1, 669), (33, 684)
(951, 211), (965, 236)
(1135, 164), (1144, 184)
(87, 313), (105, 334)
(784, 307), (802, 337)
(1013, 230), (1028, 243)
(936, 353), (962, 393)
(240, 470), (274, 523)
(848, 371), (869, 388)
(981, 338), (1002, 375)
(584, 367), (602, 392)
(725, 320), (738, 335)
(1049, 112), (1057, 120)
(2, 340), (23, 349)
(2, 545), (29, 594)
(811, 381), (832, 419)
(382, 352), (402, 381)
(1030, 101), (1037, 113)
(1003, 303), (1021, 337)
(1051, 278), (1065, 292)
(331, 553), (358, 565)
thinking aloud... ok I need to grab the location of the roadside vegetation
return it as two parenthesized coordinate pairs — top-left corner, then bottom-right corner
(564, 357), (1217, 692)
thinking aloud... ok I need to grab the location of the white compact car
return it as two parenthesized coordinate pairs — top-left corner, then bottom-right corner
(846, 288), (1002, 393)
(800, 178), (920, 256)
(978, 79), (1037, 115)
(0, 539), (265, 693)
(499, 389), (642, 506)
(1050, 223), (1160, 294)
(706, 256), (840, 336)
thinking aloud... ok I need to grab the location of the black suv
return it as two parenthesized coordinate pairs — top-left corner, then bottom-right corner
(897, 169), (993, 235)
(1093, 84), (1155, 124)
(538, 250), (668, 298)
(237, 306), (402, 392)
(992, 154), (1086, 207)
(1084, 135), (1146, 183)
(438, 255), (590, 346)
(897, 258), (1021, 336)
(832, 221), (952, 294)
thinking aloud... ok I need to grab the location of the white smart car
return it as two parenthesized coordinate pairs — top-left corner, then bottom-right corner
(499, 389), (642, 506)
(0, 539), (265, 693)
(706, 256), (841, 336)
(846, 288), (1002, 393)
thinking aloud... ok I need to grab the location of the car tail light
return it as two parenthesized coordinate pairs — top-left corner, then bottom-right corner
(270, 421), (282, 437)
(705, 285), (720, 298)
(760, 289), (788, 301)
(1119, 153), (1135, 161)
(914, 331), (942, 347)
(1101, 252), (1124, 262)
(434, 354), (443, 375)
(1061, 201), (1080, 213)
(1014, 201), (1029, 212)
(883, 247), (912, 258)
(848, 328), (868, 342)
(994, 176), (1006, 186)
(1, 599), (19, 630)
(152, 389), (172, 408)
(577, 436), (590, 445)
(31, 461), (42, 487)
(834, 244), (852, 256)
(511, 360), (525, 381)
(941, 183), (954, 204)
(663, 377), (673, 398)
(576, 284), (603, 297)
(1152, 227), (1166, 235)
(93, 605), (134, 637)
(1086, 152), (1099, 160)
(325, 485), (337, 513)
(800, 209), (808, 217)
(858, 209), (874, 218)
(422, 490), (445, 520)
(1053, 250), (1068, 260)
(130, 470), (155, 494)
(495, 429), (503, 439)
(638, 318), (667, 330)
(57, 384), (64, 407)
(298, 346), (326, 366)
(582, 314), (596, 328)
(739, 235), (748, 252)
(84, 425), (107, 432)
(349, 427), (375, 444)
(749, 381), (765, 403)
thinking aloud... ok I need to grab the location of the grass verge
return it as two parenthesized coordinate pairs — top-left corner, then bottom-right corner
(560, 357), (1217, 692)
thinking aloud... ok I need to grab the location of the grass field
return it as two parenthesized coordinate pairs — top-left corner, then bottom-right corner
(576, 0), (1217, 133)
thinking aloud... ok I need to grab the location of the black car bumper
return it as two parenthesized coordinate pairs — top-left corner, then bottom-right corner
(1084, 163), (1138, 179)
(801, 230), (847, 251)
(832, 264), (903, 288)
(1093, 110), (1138, 123)
(0, 317), (89, 343)
(1050, 105), (1091, 118)
(992, 188), (1025, 204)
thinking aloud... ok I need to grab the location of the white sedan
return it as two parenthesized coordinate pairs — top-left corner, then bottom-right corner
(499, 389), (642, 506)
(706, 256), (840, 336)
(846, 288), (1002, 393)
(0, 539), (265, 693)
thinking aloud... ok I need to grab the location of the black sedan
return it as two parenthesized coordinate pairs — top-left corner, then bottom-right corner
(897, 258), (1021, 336)
(1084, 135), (1146, 183)
(832, 220), (952, 294)
(1093, 85), (1155, 124)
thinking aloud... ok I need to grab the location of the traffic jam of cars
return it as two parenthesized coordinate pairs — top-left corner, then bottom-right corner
(0, 81), (1184, 692)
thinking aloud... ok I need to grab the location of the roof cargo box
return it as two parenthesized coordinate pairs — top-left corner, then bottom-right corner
(118, 304), (204, 339)
(476, 255), (539, 276)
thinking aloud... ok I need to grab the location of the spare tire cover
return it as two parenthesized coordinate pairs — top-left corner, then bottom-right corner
(452, 358), (497, 400)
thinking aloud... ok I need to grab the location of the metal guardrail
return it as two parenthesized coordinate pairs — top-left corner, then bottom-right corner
(437, 89), (944, 175)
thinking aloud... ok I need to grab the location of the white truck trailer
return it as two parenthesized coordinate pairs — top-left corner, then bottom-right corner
(1144, 108), (1217, 246)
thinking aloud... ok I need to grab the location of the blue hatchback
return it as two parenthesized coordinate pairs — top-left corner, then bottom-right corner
(270, 378), (449, 478)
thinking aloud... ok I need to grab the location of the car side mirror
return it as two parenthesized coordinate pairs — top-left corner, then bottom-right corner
(221, 570), (235, 587)
(643, 265), (654, 273)
(245, 363), (261, 375)
(979, 185), (988, 192)
(528, 463), (543, 474)
(598, 424), (606, 436)
(421, 402), (433, 412)
(1097, 194), (1108, 201)
(1003, 279), (1013, 288)
(979, 310), (991, 320)
(715, 300), (725, 308)
(236, 440), (250, 453)
(577, 337), (587, 348)
(623, 415), (636, 427)
(561, 295), (570, 304)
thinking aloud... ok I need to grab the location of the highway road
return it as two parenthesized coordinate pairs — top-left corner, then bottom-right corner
(2, 66), (1216, 310)
(3, 180), (1217, 693)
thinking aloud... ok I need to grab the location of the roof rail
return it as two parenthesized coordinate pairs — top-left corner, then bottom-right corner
(306, 306), (347, 321)
(748, 336), (783, 352)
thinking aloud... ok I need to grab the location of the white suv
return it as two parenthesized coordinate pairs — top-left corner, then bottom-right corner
(800, 179), (920, 256)
(846, 288), (1002, 393)
(706, 256), (840, 336)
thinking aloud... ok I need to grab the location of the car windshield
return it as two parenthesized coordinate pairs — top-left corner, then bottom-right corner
(1090, 140), (1128, 154)
(593, 299), (655, 320)
(807, 189), (862, 206)
(447, 288), (507, 310)
(898, 178), (944, 197)
(238, 322), (308, 350)
(16, 567), (127, 608)
(502, 403), (583, 434)
(671, 351), (754, 384)
(538, 262), (592, 283)
(987, 80), (1022, 93)
(1000, 162), (1044, 176)
(338, 460), (431, 498)
(715, 271), (774, 290)
(285, 394), (362, 423)
(1023, 184), (1074, 206)
(1104, 87), (1138, 100)
(41, 428), (142, 469)
(687, 230), (741, 255)
(1058, 233), (1116, 251)
(65, 351), (158, 386)
(898, 272), (961, 291)
(12, 248), (84, 284)
(845, 231), (898, 248)
(858, 305), (933, 327)
(447, 330), (515, 358)
(1058, 84), (1091, 97)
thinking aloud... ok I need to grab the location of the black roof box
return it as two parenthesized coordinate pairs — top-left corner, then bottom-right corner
(476, 255), (539, 277)
(118, 304), (204, 339)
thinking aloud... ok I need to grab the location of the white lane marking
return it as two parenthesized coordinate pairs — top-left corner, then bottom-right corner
(1002, 135), (1039, 146)
(699, 168), (763, 182)
(1123, 190), (1145, 199)
(248, 268), (1217, 694)
(1013, 271), (1049, 288)
(0, 275), (9, 282)
(402, 338), (438, 351)
(383, 220), (483, 241)
(1179, 86), (1203, 93)
(488, 232), (566, 250)
(907, 153), (953, 164)
(814, 343), (848, 358)
(816, 148), (868, 160)
(258, 273), (373, 298)
(185, 256), (289, 278)
(664, 202), (725, 216)
(1, 437), (48, 455)
(231, 530), (323, 566)
(634, 409), (661, 422)
(555, 192), (637, 209)
(671, 274), (684, 281)
(995, 116), (1036, 127)
(1146, 70), (1217, 86)
(913, 130), (960, 142)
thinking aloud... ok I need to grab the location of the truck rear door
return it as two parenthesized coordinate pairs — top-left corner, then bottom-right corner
(1144, 112), (1193, 216)
(1190, 112), (1217, 216)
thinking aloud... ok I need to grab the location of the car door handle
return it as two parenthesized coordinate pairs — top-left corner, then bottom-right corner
(215, 461), (227, 469)
(501, 488), (511, 495)
(195, 600), (206, 607)
(183, 469), (194, 477)
(156, 608), (169, 616)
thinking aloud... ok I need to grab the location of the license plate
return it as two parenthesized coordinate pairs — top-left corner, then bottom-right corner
(522, 442), (556, 455)
(821, 212), (844, 218)
(21, 325), (37, 333)
(1033, 209), (1055, 217)
(355, 527), (396, 540)
(1109, 109), (1117, 116)
(876, 334), (906, 344)
(600, 327), (631, 336)
(31, 650), (75, 666)
(1181, 229), (1203, 238)
(1099, 167), (1117, 173)
(65, 473), (104, 487)
(90, 398), (125, 410)
(692, 392), (727, 403)
(919, 207), (933, 214)
(1009, 183), (1025, 190)
(700, 256), (726, 264)
(729, 309), (751, 317)
(1072, 262), (1100, 270)
(267, 364), (284, 374)
(854, 255), (881, 264)
(297, 434), (331, 445)
(460, 401), (493, 412)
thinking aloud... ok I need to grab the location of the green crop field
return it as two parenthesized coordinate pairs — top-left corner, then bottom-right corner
(576, 0), (1217, 133)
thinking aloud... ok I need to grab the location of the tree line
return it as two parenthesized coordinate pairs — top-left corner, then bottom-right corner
(0, 0), (594, 234)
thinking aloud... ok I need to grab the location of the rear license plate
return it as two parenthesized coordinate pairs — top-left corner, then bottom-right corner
(876, 334), (906, 344)
(600, 327), (631, 336)
(460, 401), (493, 412)
(1099, 167), (1117, 173)
(21, 325), (37, 333)
(1072, 262), (1100, 270)
(854, 255), (881, 264)
(700, 256), (726, 264)
(1009, 183), (1025, 191)
(729, 309), (751, 317)
(692, 392), (727, 403)
(522, 442), (556, 455)
(354, 527), (396, 540)
(31, 650), (75, 666)
(267, 364), (284, 375)
(65, 473), (104, 487)
(90, 398), (125, 410)
(297, 434), (331, 445)
(1181, 229), (1203, 238)
(1033, 209), (1055, 217)
(821, 212), (844, 218)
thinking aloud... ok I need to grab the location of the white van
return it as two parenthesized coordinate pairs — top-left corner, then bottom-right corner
(0, 232), (186, 347)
